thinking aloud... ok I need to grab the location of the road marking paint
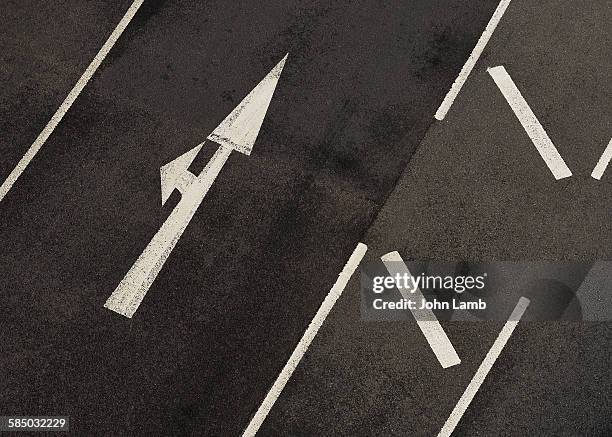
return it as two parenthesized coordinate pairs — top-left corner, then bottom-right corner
(207, 55), (288, 156)
(437, 296), (530, 437)
(105, 56), (288, 318)
(488, 66), (572, 180)
(434, 0), (512, 121)
(591, 138), (612, 180)
(381, 251), (461, 369)
(0, 0), (144, 203)
(160, 143), (203, 205)
(242, 243), (367, 437)
(104, 144), (233, 318)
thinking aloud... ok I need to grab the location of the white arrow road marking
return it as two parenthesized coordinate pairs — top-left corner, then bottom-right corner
(104, 144), (233, 318)
(242, 243), (367, 437)
(208, 54), (288, 156)
(488, 66), (572, 180)
(435, 0), (513, 121)
(437, 297), (530, 437)
(591, 138), (612, 180)
(0, 0), (145, 203)
(104, 55), (288, 318)
(160, 143), (203, 205)
(381, 251), (461, 369)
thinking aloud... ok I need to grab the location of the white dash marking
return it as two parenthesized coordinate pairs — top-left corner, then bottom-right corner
(435, 0), (513, 121)
(381, 251), (461, 369)
(591, 138), (612, 180)
(0, 0), (145, 203)
(242, 242), (367, 437)
(437, 297), (530, 437)
(488, 66), (572, 180)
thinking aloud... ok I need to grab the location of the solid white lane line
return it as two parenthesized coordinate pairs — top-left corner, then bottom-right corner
(591, 138), (612, 180)
(0, 0), (145, 203)
(488, 66), (572, 180)
(381, 251), (461, 369)
(434, 0), (513, 121)
(437, 296), (530, 437)
(242, 242), (368, 437)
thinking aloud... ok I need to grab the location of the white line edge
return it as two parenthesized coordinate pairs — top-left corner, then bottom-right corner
(381, 251), (461, 369)
(434, 0), (513, 121)
(437, 296), (530, 437)
(0, 0), (145, 203)
(591, 138), (612, 180)
(241, 242), (368, 437)
(487, 65), (572, 180)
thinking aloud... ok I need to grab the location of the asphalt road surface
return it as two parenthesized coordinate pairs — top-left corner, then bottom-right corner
(258, 0), (612, 436)
(0, 0), (609, 436)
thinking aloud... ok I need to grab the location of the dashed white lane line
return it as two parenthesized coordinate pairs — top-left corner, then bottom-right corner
(0, 0), (145, 203)
(242, 242), (368, 437)
(381, 251), (461, 369)
(437, 296), (530, 437)
(488, 66), (572, 180)
(434, 0), (513, 121)
(591, 138), (612, 180)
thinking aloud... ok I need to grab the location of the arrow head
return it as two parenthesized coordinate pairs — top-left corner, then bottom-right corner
(160, 143), (203, 205)
(207, 54), (288, 155)
(159, 54), (288, 205)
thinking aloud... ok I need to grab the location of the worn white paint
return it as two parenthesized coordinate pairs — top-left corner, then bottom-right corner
(381, 251), (461, 369)
(437, 297), (530, 437)
(160, 143), (203, 205)
(104, 144), (233, 318)
(488, 66), (572, 180)
(242, 243), (368, 437)
(591, 138), (612, 180)
(105, 56), (288, 318)
(435, 0), (513, 121)
(208, 55), (288, 156)
(0, 0), (145, 203)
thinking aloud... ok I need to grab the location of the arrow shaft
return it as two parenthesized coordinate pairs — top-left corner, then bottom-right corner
(104, 145), (233, 318)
